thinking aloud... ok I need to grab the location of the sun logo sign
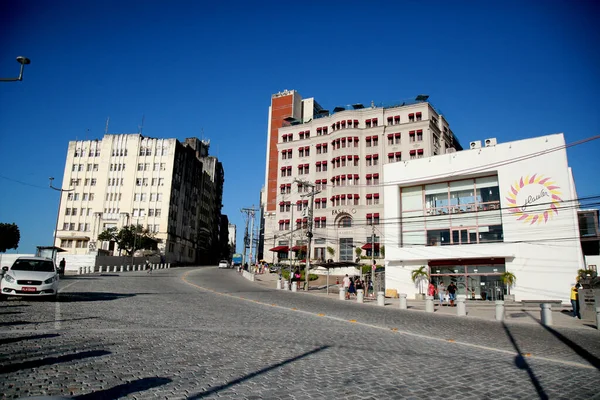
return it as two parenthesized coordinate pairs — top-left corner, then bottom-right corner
(506, 174), (562, 225)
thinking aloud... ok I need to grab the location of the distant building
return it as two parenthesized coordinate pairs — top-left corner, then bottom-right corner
(383, 133), (584, 302)
(54, 133), (225, 264)
(260, 90), (461, 265)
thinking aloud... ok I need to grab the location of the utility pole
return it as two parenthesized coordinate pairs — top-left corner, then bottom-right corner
(295, 179), (319, 291)
(371, 223), (376, 297)
(288, 206), (294, 286)
(241, 207), (258, 268)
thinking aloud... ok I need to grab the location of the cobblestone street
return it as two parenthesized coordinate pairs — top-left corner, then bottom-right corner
(1, 267), (599, 399)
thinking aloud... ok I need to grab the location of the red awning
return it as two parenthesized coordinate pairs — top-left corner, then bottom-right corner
(388, 152), (394, 157)
(417, 149), (424, 154)
(374, 213), (379, 217)
(354, 120), (358, 124)
(395, 152), (401, 156)
(373, 173), (379, 178)
(366, 194), (373, 199)
(292, 245), (307, 252)
(366, 174), (372, 178)
(374, 193), (380, 198)
(270, 246), (289, 252)
(361, 243), (380, 250)
(366, 213), (372, 218)
(354, 174), (359, 179)
(410, 150), (416, 155)
(394, 115), (400, 120)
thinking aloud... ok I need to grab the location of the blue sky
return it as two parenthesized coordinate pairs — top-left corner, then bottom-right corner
(1, 0), (598, 255)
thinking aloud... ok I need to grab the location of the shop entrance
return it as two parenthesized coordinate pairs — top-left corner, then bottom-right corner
(429, 258), (506, 300)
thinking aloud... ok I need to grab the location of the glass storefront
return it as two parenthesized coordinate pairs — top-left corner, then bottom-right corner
(430, 261), (506, 300)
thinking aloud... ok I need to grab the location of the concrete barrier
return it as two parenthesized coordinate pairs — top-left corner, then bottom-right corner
(377, 291), (385, 306)
(425, 296), (434, 312)
(339, 287), (346, 301)
(291, 282), (297, 292)
(457, 297), (466, 316)
(399, 293), (407, 309)
(495, 300), (505, 321)
(284, 280), (289, 290)
(276, 279), (282, 290)
(357, 289), (364, 303)
(541, 303), (553, 326)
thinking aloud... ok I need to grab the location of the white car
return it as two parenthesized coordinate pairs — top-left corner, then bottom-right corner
(218, 260), (230, 269)
(1, 257), (59, 300)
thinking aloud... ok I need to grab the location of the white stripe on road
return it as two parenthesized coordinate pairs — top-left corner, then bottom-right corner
(55, 281), (78, 330)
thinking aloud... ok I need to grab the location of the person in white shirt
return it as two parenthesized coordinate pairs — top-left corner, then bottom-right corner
(437, 281), (446, 306)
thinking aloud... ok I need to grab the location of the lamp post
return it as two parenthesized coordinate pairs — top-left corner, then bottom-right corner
(49, 177), (74, 263)
(1, 56), (31, 82)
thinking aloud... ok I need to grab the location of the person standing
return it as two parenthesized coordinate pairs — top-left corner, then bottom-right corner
(59, 258), (66, 275)
(447, 281), (457, 307)
(571, 283), (581, 319)
(427, 281), (436, 298)
(437, 281), (446, 306)
(343, 274), (351, 299)
(348, 277), (356, 299)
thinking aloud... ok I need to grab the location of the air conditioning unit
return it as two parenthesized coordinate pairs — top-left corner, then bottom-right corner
(484, 138), (497, 147)
(446, 148), (456, 153)
(469, 141), (482, 149)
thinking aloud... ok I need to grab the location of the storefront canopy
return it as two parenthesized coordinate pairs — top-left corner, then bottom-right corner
(269, 246), (289, 253)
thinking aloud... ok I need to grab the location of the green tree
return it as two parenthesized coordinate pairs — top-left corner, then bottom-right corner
(0, 222), (20, 266)
(380, 245), (385, 258)
(411, 266), (429, 295)
(355, 247), (362, 258)
(98, 225), (157, 256)
(326, 246), (335, 260)
(500, 271), (517, 295)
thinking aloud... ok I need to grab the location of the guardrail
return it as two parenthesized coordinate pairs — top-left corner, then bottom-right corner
(74, 263), (171, 275)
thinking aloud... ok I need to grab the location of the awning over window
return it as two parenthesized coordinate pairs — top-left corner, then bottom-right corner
(366, 213), (372, 218)
(270, 246), (289, 252)
(366, 194), (373, 199)
(361, 243), (380, 250)
(373, 173), (379, 178)
(417, 149), (424, 154)
(374, 213), (380, 217)
(374, 193), (380, 198)
(366, 174), (372, 178)
(292, 245), (307, 252)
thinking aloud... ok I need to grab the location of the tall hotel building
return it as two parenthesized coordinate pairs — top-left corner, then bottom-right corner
(260, 90), (462, 263)
(54, 134), (225, 265)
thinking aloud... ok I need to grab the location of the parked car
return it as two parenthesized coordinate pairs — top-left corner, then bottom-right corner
(1, 257), (59, 300)
(218, 260), (230, 269)
(269, 264), (280, 273)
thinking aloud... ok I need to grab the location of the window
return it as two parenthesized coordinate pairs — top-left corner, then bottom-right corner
(67, 193), (74, 201)
(373, 173), (379, 186)
(372, 118), (378, 127)
(91, 179), (96, 186)
(416, 112), (422, 121)
(409, 113), (415, 122)
(417, 130), (423, 141)
(374, 193), (380, 204)
(373, 154), (379, 166)
(417, 149), (424, 159)
(73, 193), (80, 201)
(410, 150), (416, 160)
(366, 137), (372, 147)
(372, 136), (378, 146)
(366, 155), (372, 167)
(338, 217), (352, 228)
(65, 208), (71, 216)
(409, 131), (416, 142)
(138, 163), (144, 171)
(366, 194), (373, 206)
(365, 119), (371, 128)
(83, 193), (88, 201)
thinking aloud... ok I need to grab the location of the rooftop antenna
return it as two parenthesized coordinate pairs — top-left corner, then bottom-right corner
(105, 117), (110, 134)
(138, 114), (145, 135)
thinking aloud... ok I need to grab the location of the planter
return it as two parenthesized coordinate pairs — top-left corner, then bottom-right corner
(415, 293), (425, 300)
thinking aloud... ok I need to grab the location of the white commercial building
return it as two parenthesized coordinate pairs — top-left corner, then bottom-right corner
(383, 133), (584, 303)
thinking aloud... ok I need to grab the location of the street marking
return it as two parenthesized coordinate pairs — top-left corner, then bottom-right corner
(349, 319), (357, 323)
(55, 280), (78, 330)
(180, 270), (596, 371)
(317, 313), (325, 317)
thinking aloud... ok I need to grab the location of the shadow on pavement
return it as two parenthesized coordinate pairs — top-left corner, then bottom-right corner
(0, 311), (23, 315)
(75, 377), (172, 399)
(502, 323), (549, 400)
(0, 317), (97, 327)
(57, 292), (139, 302)
(526, 312), (600, 370)
(187, 345), (329, 399)
(0, 333), (60, 345)
(0, 350), (111, 374)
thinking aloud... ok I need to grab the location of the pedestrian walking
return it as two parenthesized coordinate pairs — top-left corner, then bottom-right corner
(343, 274), (351, 299)
(427, 281), (436, 297)
(437, 281), (446, 306)
(571, 282), (581, 319)
(447, 281), (457, 307)
(355, 278), (364, 293)
(348, 277), (356, 298)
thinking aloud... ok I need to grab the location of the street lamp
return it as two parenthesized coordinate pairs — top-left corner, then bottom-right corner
(1, 56), (31, 82)
(49, 177), (74, 263)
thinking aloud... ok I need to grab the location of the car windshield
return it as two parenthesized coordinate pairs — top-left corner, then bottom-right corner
(11, 260), (55, 272)
(220, 260), (227, 263)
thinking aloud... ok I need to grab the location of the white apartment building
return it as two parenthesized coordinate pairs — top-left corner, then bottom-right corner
(54, 133), (225, 264)
(383, 133), (584, 302)
(262, 92), (461, 264)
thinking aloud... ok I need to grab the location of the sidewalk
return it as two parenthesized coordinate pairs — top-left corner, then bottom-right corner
(252, 272), (596, 329)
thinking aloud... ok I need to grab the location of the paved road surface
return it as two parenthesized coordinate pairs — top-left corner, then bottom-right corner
(1, 267), (599, 399)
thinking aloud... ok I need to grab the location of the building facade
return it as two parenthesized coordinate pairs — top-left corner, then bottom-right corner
(54, 133), (225, 264)
(262, 91), (461, 264)
(383, 133), (584, 302)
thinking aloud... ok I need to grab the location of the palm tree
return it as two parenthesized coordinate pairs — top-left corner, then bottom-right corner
(411, 266), (429, 295)
(501, 271), (517, 295)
